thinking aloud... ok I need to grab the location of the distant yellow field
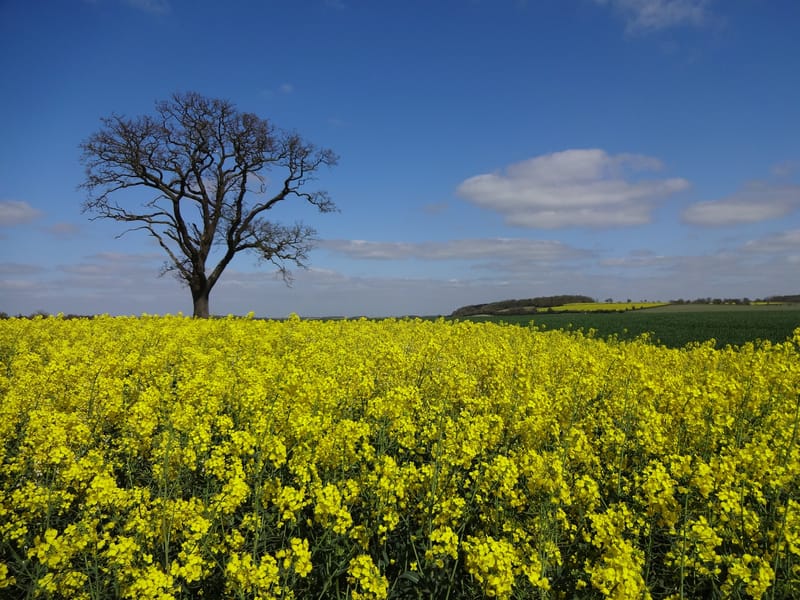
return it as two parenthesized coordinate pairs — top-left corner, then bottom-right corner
(549, 302), (669, 312)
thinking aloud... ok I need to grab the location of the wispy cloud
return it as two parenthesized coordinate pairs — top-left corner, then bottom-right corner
(46, 222), (82, 238)
(456, 149), (689, 229)
(682, 182), (800, 226)
(422, 202), (449, 215)
(594, 0), (711, 32)
(742, 228), (800, 255)
(53, 252), (168, 289)
(262, 83), (295, 99)
(0, 262), (45, 275)
(593, 226), (800, 299)
(0, 200), (43, 226)
(123, 0), (170, 15)
(771, 160), (800, 178)
(321, 238), (588, 263)
(600, 249), (673, 268)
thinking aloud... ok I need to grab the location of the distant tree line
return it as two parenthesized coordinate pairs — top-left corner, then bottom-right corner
(669, 295), (800, 305)
(669, 298), (752, 305)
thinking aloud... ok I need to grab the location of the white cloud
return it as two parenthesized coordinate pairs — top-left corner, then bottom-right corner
(456, 149), (689, 229)
(278, 83), (294, 94)
(321, 238), (588, 262)
(595, 0), (710, 32)
(0, 200), (43, 226)
(682, 182), (800, 226)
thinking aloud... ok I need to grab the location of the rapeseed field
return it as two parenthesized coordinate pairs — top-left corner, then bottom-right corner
(1, 315), (798, 599)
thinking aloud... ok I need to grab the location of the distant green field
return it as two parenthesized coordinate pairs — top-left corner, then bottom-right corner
(458, 304), (800, 348)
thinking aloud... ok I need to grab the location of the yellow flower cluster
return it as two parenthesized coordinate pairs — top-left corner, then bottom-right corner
(347, 554), (389, 600)
(1, 315), (799, 599)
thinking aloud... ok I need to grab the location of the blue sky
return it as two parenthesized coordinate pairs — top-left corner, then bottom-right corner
(1, 0), (799, 317)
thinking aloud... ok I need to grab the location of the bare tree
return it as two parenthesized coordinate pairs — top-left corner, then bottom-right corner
(80, 91), (337, 317)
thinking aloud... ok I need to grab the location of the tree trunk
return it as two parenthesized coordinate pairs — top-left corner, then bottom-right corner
(192, 288), (211, 318)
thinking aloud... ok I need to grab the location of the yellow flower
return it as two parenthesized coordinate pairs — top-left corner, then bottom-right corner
(313, 482), (353, 534)
(0, 562), (15, 589)
(425, 525), (459, 565)
(291, 537), (313, 577)
(347, 554), (388, 600)
(462, 535), (517, 598)
(125, 564), (175, 600)
(274, 483), (308, 525)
